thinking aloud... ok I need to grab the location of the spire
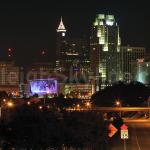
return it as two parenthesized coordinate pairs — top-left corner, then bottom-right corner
(57, 17), (66, 32)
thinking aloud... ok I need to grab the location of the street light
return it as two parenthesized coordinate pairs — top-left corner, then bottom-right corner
(39, 106), (43, 110)
(7, 101), (13, 107)
(85, 101), (91, 109)
(115, 100), (122, 117)
(76, 104), (80, 108)
(115, 100), (121, 106)
(3, 99), (6, 102)
(0, 100), (14, 119)
(27, 101), (31, 105)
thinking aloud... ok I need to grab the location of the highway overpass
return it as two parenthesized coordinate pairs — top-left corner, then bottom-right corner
(67, 107), (150, 112)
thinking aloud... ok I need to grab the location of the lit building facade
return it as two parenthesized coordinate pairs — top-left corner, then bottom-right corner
(90, 14), (121, 89)
(0, 61), (19, 86)
(26, 62), (54, 81)
(132, 59), (150, 84)
(120, 46), (145, 82)
(56, 17), (67, 69)
(19, 62), (55, 97)
(59, 83), (95, 99)
(56, 17), (90, 77)
(0, 61), (19, 94)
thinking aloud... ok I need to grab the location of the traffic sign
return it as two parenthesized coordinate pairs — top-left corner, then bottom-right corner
(121, 124), (128, 130)
(121, 130), (128, 139)
(108, 123), (118, 138)
(121, 124), (128, 139)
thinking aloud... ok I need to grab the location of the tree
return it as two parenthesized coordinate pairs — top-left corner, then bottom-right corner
(92, 81), (150, 107)
(0, 105), (106, 149)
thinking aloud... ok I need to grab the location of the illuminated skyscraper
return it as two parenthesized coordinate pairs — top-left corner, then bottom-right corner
(121, 46), (145, 82)
(56, 17), (67, 69)
(90, 14), (121, 88)
(131, 59), (150, 84)
(56, 17), (90, 78)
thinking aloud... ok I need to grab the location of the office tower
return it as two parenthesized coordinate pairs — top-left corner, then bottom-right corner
(56, 17), (90, 78)
(132, 59), (150, 84)
(120, 46), (145, 82)
(90, 14), (121, 89)
(26, 62), (54, 80)
(0, 61), (19, 86)
(56, 17), (67, 69)
(0, 61), (19, 95)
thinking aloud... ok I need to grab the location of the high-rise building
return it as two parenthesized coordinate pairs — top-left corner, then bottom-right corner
(132, 59), (150, 84)
(0, 61), (19, 86)
(56, 17), (67, 69)
(120, 46), (145, 82)
(90, 14), (121, 89)
(26, 62), (54, 81)
(56, 17), (90, 79)
(0, 61), (19, 95)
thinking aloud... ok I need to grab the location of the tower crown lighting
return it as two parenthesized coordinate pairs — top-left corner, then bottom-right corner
(94, 14), (116, 27)
(57, 17), (66, 32)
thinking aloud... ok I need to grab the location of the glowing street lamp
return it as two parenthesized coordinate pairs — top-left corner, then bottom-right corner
(0, 101), (14, 119)
(3, 99), (6, 102)
(76, 104), (80, 109)
(85, 101), (91, 108)
(27, 101), (31, 105)
(7, 101), (13, 107)
(115, 100), (121, 117)
(116, 101), (121, 106)
(39, 106), (43, 110)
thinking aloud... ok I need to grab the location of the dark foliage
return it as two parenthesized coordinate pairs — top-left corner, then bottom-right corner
(0, 91), (8, 99)
(0, 105), (105, 149)
(92, 81), (150, 106)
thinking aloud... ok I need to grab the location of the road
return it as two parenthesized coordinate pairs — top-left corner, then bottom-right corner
(110, 119), (150, 150)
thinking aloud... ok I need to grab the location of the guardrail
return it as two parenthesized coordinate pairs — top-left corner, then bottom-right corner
(66, 107), (150, 112)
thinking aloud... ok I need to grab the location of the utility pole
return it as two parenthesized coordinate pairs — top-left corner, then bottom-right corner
(0, 106), (1, 119)
(147, 96), (150, 118)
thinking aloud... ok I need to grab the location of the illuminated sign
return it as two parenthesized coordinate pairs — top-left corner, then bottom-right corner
(30, 79), (57, 95)
(108, 123), (118, 138)
(120, 124), (129, 139)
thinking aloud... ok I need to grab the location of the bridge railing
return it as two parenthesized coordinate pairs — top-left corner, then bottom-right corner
(66, 107), (150, 112)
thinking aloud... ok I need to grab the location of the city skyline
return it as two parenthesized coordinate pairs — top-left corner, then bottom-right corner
(0, 2), (150, 150)
(0, 1), (149, 64)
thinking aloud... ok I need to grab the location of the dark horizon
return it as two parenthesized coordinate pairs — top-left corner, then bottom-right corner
(0, 1), (149, 65)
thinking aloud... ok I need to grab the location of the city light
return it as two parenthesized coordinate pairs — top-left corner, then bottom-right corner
(116, 101), (121, 106)
(85, 101), (91, 108)
(106, 20), (114, 26)
(27, 101), (31, 105)
(76, 104), (80, 108)
(8, 48), (12, 52)
(3, 99), (6, 102)
(41, 50), (46, 55)
(7, 101), (13, 107)
(115, 100), (122, 117)
(39, 106), (43, 110)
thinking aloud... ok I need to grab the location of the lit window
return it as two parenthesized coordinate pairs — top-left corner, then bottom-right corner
(106, 20), (114, 26)
(146, 64), (149, 67)
(62, 33), (65, 36)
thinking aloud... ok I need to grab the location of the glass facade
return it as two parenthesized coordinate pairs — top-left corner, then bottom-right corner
(120, 46), (145, 83)
(90, 14), (121, 85)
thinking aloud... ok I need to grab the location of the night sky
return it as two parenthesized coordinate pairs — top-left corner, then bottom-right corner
(0, 1), (149, 65)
